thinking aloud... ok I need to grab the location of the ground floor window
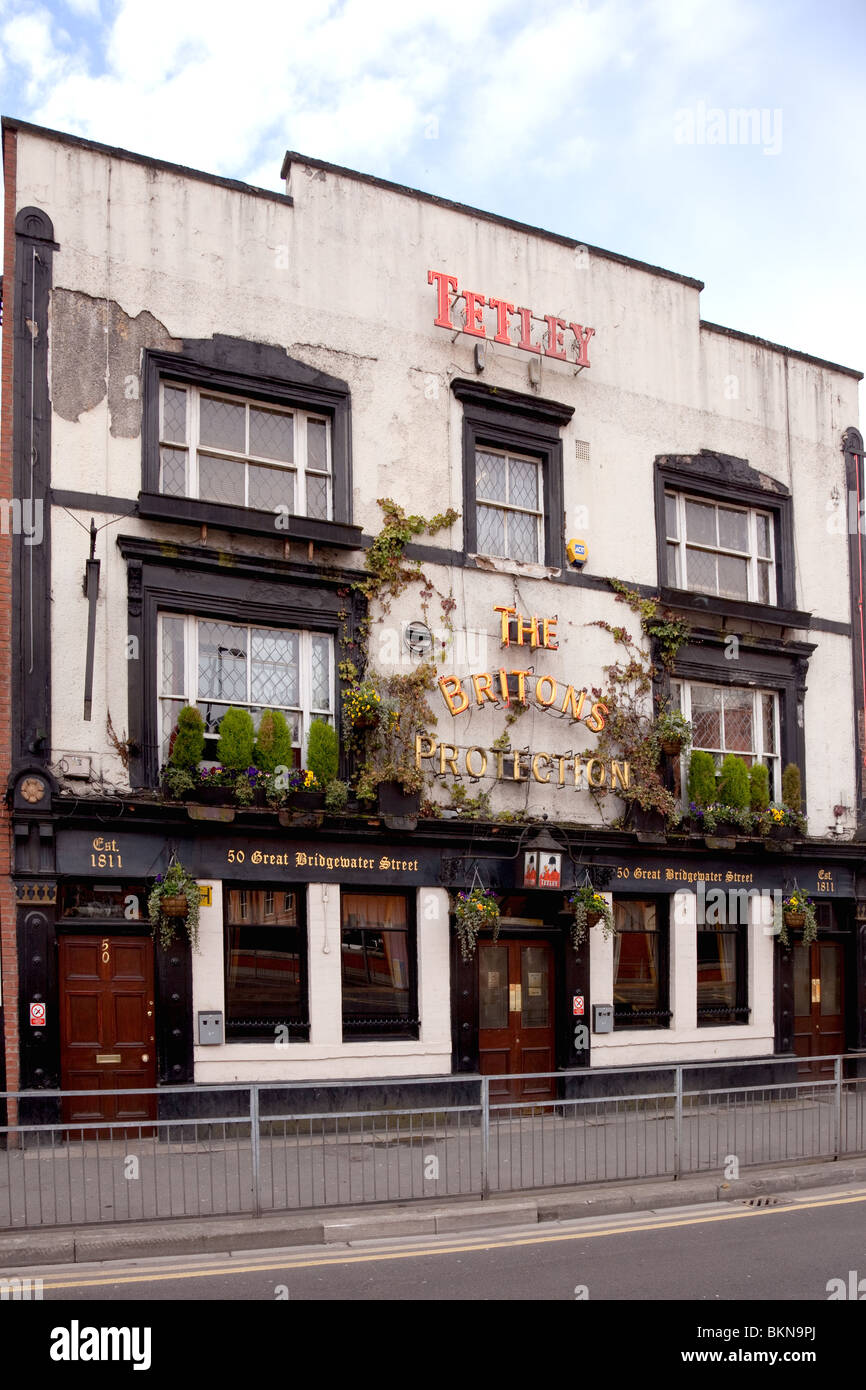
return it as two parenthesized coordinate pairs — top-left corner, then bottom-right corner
(697, 923), (748, 1025)
(613, 898), (671, 1029)
(224, 886), (309, 1041)
(340, 891), (418, 1039)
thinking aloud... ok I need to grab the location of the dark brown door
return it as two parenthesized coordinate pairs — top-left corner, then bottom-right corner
(478, 939), (555, 1100)
(793, 940), (844, 1077)
(59, 935), (157, 1128)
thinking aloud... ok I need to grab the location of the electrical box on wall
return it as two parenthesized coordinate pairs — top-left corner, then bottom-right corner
(593, 1003), (614, 1033)
(198, 1011), (224, 1045)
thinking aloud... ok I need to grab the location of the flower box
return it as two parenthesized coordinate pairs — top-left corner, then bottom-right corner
(377, 782), (421, 817)
(292, 790), (326, 811)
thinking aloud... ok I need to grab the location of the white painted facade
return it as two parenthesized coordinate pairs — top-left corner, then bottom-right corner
(7, 121), (862, 1090)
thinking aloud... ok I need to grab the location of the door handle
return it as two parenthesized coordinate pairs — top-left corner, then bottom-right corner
(141, 1053), (150, 1063)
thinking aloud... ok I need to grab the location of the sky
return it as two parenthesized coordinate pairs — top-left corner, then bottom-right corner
(1, 0), (864, 391)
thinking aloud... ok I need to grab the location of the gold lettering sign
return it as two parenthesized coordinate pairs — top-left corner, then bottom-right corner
(416, 735), (628, 791)
(223, 848), (420, 876)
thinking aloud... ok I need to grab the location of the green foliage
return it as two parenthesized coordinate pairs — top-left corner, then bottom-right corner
(656, 706), (692, 750)
(568, 887), (616, 949)
(749, 762), (770, 812)
(307, 719), (339, 786)
(359, 498), (459, 605)
(253, 709), (293, 773)
(148, 859), (201, 951)
(687, 750), (718, 807)
(162, 765), (197, 800)
(782, 763), (802, 813)
(608, 579), (691, 672)
(717, 754), (750, 810)
(447, 782), (493, 819)
(170, 705), (205, 769)
(216, 707), (255, 770)
(324, 779), (349, 812)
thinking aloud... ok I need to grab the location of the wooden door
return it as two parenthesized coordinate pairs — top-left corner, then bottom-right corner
(59, 935), (157, 1129)
(478, 939), (555, 1100)
(793, 940), (844, 1077)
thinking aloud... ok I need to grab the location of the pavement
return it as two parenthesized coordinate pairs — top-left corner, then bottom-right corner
(3, 1153), (866, 1270)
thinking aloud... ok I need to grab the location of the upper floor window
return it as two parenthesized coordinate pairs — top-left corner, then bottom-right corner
(673, 679), (780, 798)
(475, 447), (544, 564)
(159, 613), (333, 763)
(664, 491), (775, 603)
(159, 383), (332, 520)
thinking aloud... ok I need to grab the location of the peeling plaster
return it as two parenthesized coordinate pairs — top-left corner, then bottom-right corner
(50, 289), (181, 437)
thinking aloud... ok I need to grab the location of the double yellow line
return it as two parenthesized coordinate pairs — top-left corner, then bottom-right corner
(30, 1188), (866, 1292)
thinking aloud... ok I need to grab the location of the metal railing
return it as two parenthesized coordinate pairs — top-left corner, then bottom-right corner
(1, 1054), (865, 1230)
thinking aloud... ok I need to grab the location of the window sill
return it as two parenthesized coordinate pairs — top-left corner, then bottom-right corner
(469, 552), (561, 580)
(138, 491), (364, 550)
(658, 585), (810, 630)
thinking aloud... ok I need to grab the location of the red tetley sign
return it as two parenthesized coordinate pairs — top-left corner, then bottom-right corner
(428, 270), (595, 367)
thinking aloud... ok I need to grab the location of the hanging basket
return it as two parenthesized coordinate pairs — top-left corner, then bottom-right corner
(661, 738), (683, 756)
(160, 894), (189, 918)
(783, 910), (805, 929)
(585, 910), (603, 928)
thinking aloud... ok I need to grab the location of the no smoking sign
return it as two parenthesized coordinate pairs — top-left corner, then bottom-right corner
(29, 1002), (46, 1026)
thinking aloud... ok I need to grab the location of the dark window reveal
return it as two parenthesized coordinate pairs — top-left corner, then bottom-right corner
(225, 887), (309, 1041)
(613, 899), (671, 1029)
(697, 923), (748, 1026)
(340, 892), (417, 1039)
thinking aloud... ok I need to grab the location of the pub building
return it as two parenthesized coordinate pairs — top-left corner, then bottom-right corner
(2, 116), (866, 1129)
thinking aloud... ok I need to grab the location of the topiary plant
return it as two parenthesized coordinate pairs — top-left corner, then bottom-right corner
(749, 762), (770, 812)
(253, 709), (294, 773)
(307, 719), (339, 787)
(170, 705), (205, 769)
(782, 763), (802, 813)
(717, 754), (750, 810)
(687, 750), (717, 807)
(216, 707), (255, 770)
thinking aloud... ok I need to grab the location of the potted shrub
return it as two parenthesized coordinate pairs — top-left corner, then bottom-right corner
(253, 709), (293, 774)
(749, 763), (770, 816)
(307, 719), (339, 788)
(776, 889), (817, 947)
(454, 887), (500, 961)
(715, 754), (750, 836)
(162, 705), (204, 801)
(324, 778), (350, 813)
(782, 763), (802, 815)
(148, 859), (201, 950)
(687, 749), (717, 803)
(568, 886), (615, 949)
(656, 706), (692, 757)
(217, 707), (255, 771)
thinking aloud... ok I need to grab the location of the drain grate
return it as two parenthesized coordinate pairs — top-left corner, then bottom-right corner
(741, 1196), (782, 1208)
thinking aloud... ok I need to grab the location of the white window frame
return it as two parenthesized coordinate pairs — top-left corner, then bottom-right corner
(674, 679), (781, 800)
(475, 446), (544, 564)
(159, 382), (332, 520)
(158, 613), (334, 763)
(665, 491), (775, 604)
